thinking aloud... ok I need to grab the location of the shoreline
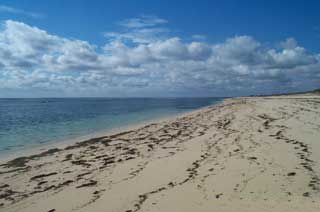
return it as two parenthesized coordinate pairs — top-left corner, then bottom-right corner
(0, 94), (319, 212)
(0, 98), (226, 163)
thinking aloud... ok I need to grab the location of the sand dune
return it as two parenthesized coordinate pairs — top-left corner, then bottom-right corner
(0, 95), (320, 212)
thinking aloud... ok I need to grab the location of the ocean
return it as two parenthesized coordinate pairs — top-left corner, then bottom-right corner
(0, 97), (223, 156)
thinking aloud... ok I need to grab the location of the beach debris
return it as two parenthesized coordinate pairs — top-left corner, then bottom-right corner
(63, 154), (73, 161)
(303, 192), (310, 197)
(37, 181), (47, 186)
(88, 145), (98, 150)
(3, 148), (60, 168)
(31, 185), (56, 194)
(30, 172), (57, 181)
(76, 180), (97, 188)
(0, 184), (9, 189)
(94, 154), (108, 159)
(168, 182), (175, 187)
(59, 180), (74, 187)
(71, 159), (91, 167)
(216, 193), (223, 199)
(0, 189), (16, 200)
(125, 156), (135, 161)
(287, 172), (296, 176)
(77, 172), (91, 178)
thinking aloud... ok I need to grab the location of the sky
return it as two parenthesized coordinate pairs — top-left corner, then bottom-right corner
(0, 0), (319, 97)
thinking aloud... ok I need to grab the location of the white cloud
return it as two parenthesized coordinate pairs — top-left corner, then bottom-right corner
(0, 5), (43, 18)
(118, 15), (167, 29)
(0, 17), (319, 97)
(105, 15), (169, 44)
(192, 34), (206, 41)
(105, 27), (169, 44)
(280, 38), (298, 49)
(267, 46), (317, 69)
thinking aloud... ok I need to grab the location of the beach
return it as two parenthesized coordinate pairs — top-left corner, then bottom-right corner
(0, 94), (320, 212)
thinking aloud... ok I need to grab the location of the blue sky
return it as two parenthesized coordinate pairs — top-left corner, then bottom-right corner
(0, 0), (319, 97)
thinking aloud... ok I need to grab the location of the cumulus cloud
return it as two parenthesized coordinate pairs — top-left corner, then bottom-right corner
(0, 17), (319, 97)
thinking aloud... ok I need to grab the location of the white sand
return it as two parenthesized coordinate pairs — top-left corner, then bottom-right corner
(0, 94), (319, 212)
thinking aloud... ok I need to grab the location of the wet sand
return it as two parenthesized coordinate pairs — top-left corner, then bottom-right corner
(0, 94), (320, 212)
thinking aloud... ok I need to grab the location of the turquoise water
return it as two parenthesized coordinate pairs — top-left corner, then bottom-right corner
(0, 98), (223, 155)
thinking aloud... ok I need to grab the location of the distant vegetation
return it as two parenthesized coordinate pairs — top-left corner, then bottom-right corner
(249, 88), (320, 97)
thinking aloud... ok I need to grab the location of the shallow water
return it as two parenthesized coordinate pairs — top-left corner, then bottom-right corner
(0, 97), (223, 155)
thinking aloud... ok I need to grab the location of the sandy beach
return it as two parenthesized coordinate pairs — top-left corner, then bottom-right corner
(0, 94), (320, 212)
